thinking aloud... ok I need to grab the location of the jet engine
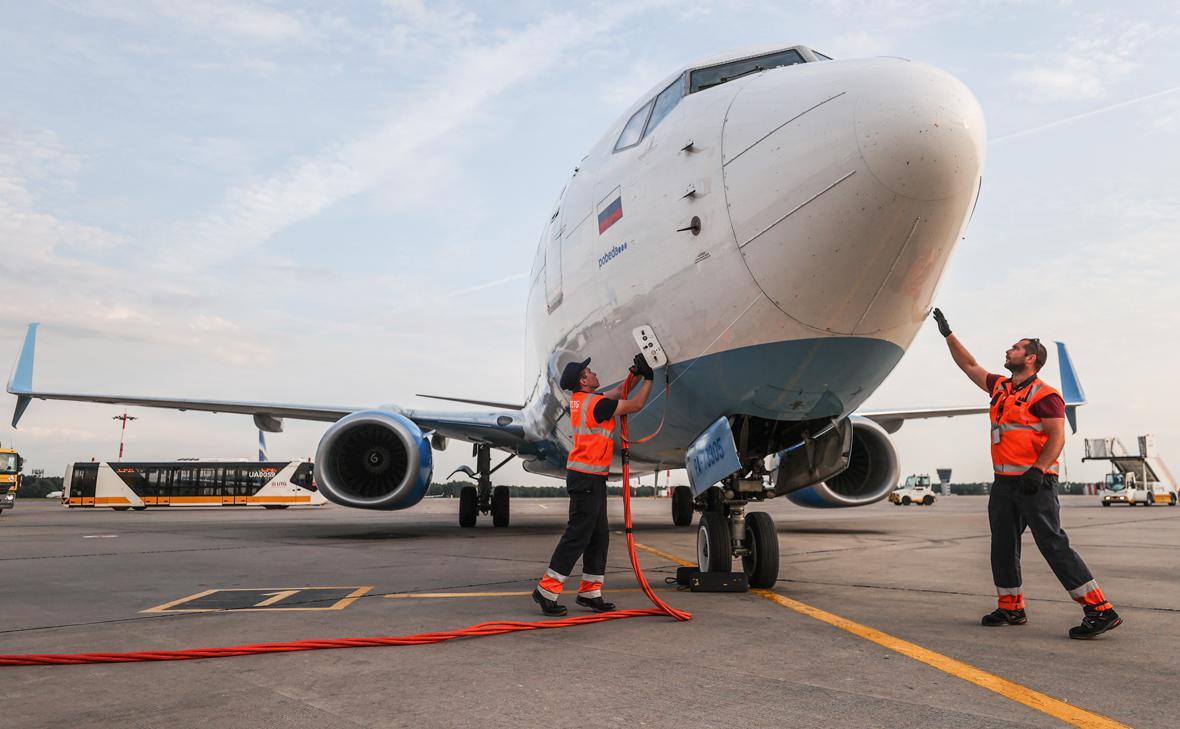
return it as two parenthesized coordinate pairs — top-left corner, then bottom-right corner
(314, 410), (433, 510)
(785, 417), (899, 508)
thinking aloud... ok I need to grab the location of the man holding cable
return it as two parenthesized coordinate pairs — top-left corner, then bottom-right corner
(932, 309), (1121, 639)
(532, 353), (653, 617)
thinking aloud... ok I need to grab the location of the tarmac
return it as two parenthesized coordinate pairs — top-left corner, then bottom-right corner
(2, 494), (1176, 729)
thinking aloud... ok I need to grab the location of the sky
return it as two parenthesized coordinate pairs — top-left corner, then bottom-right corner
(2, 0), (1178, 487)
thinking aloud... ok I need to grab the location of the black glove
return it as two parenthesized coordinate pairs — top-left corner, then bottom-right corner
(932, 308), (952, 337)
(631, 353), (654, 380)
(1018, 467), (1044, 495)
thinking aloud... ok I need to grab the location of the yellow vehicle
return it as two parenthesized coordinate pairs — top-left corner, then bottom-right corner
(0, 445), (23, 515)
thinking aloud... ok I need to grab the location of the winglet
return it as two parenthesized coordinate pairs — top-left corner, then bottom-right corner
(1055, 341), (1084, 433)
(8, 323), (38, 428)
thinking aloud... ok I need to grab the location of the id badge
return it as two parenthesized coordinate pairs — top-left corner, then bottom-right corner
(991, 425), (1001, 445)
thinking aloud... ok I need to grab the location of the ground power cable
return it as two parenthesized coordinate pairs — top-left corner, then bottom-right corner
(0, 374), (689, 667)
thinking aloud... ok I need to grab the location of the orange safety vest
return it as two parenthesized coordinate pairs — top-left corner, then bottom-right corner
(567, 392), (616, 476)
(989, 377), (1061, 476)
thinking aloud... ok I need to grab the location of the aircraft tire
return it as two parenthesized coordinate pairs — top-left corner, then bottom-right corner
(671, 486), (694, 527)
(741, 511), (779, 589)
(697, 512), (732, 573)
(459, 486), (478, 528)
(491, 485), (510, 527)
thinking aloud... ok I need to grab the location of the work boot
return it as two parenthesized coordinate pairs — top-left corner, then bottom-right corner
(1069, 608), (1122, 640)
(981, 607), (1027, 626)
(575, 595), (617, 613)
(532, 588), (567, 617)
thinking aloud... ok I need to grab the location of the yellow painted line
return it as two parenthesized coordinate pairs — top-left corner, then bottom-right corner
(384, 588), (651, 599)
(632, 543), (1128, 729)
(141, 586), (374, 613)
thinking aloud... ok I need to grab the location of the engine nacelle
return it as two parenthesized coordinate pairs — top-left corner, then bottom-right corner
(785, 417), (899, 508)
(314, 410), (433, 510)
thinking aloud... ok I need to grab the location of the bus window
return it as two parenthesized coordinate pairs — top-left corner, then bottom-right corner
(291, 462), (315, 490)
(72, 465), (98, 498)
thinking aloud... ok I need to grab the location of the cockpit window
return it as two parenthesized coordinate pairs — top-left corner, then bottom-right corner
(689, 49), (806, 94)
(614, 99), (653, 151)
(645, 79), (684, 137)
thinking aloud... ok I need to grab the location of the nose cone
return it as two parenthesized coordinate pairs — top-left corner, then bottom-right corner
(855, 62), (985, 201)
(722, 59), (985, 336)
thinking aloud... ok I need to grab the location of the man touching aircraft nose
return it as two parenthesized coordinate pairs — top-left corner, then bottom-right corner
(532, 353), (654, 617)
(932, 308), (1121, 639)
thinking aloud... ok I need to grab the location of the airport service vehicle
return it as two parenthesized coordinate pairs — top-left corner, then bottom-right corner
(7, 45), (1086, 587)
(0, 445), (22, 515)
(889, 474), (936, 506)
(62, 461), (325, 510)
(1084, 436), (1178, 507)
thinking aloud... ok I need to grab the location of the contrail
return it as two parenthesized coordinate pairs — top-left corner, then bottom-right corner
(449, 272), (528, 296)
(991, 85), (1180, 144)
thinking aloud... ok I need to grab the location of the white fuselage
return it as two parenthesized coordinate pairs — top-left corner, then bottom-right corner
(516, 51), (985, 477)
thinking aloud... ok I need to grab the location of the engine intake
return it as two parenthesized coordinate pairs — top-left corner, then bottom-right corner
(785, 417), (899, 508)
(314, 410), (433, 510)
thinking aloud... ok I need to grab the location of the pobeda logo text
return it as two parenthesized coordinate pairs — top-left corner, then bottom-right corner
(598, 241), (628, 268)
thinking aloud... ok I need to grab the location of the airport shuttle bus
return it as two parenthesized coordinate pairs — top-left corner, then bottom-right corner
(63, 461), (326, 510)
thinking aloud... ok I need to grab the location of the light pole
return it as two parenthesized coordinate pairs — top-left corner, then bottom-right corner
(113, 412), (137, 459)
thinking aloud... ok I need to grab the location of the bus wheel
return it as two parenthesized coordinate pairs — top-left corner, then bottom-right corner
(132, 506), (146, 511)
(263, 505), (289, 510)
(1171, 494), (1177, 506)
(112, 506), (130, 511)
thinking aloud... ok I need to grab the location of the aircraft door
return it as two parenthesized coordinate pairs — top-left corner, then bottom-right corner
(544, 202), (564, 311)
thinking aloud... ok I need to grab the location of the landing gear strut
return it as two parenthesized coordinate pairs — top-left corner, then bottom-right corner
(453, 444), (514, 528)
(694, 475), (779, 588)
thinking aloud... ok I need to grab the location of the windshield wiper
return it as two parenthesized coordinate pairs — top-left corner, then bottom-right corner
(696, 65), (768, 92)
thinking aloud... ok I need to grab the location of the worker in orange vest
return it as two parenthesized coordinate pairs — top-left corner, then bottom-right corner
(532, 354), (654, 616)
(934, 309), (1121, 639)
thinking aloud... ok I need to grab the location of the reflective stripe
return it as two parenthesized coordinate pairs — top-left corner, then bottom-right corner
(993, 462), (1059, 474)
(567, 460), (609, 475)
(578, 588), (602, 598)
(571, 426), (612, 437)
(545, 569), (568, 583)
(581, 573), (604, 583)
(1026, 383), (1044, 398)
(1067, 579), (1100, 599)
(992, 423), (1044, 433)
(996, 586), (1022, 596)
(536, 585), (560, 601)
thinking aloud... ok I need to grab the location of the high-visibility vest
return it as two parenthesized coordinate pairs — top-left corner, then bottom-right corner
(567, 392), (616, 476)
(989, 377), (1061, 476)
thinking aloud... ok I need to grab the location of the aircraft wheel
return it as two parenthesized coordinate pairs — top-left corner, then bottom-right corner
(741, 511), (779, 589)
(459, 486), (478, 528)
(491, 485), (510, 527)
(902, 496), (911, 505)
(697, 512), (732, 573)
(112, 506), (130, 511)
(671, 486), (694, 527)
(922, 495), (934, 506)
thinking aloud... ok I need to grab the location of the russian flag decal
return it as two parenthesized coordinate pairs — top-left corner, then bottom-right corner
(597, 191), (623, 234)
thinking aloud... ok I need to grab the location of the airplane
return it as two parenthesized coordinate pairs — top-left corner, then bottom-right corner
(6, 44), (1085, 589)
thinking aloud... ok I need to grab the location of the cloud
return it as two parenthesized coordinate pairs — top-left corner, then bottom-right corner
(158, 5), (662, 271)
(448, 272), (528, 297)
(72, 0), (308, 44)
(827, 30), (892, 58)
(1011, 21), (1154, 102)
(1152, 98), (1180, 132)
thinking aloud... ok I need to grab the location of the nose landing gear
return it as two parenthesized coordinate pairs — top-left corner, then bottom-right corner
(694, 476), (780, 588)
(452, 444), (515, 528)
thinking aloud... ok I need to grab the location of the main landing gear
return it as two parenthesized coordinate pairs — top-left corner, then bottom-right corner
(694, 475), (780, 589)
(452, 444), (515, 528)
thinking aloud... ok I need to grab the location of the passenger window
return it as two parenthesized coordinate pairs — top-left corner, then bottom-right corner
(644, 80), (683, 138)
(614, 100), (653, 151)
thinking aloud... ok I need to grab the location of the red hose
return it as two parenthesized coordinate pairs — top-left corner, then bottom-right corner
(0, 372), (688, 667)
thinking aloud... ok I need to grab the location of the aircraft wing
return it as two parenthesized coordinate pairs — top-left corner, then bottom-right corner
(6, 324), (528, 449)
(858, 341), (1086, 434)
